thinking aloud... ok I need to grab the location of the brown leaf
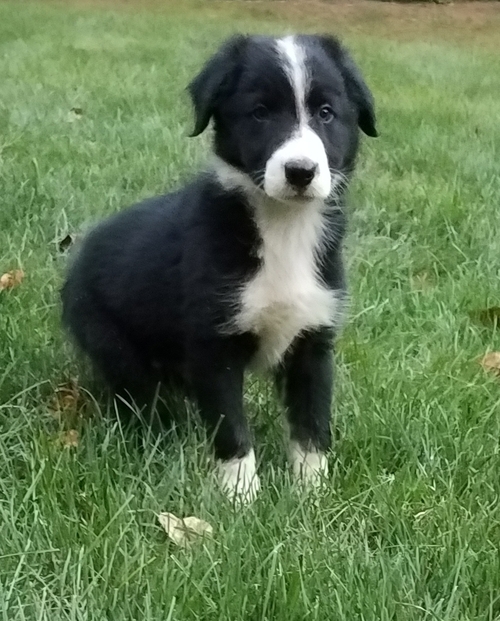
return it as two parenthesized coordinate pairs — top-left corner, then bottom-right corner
(58, 429), (79, 448)
(469, 307), (500, 328)
(158, 512), (213, 548)
(479, 352), (500, 376)
(0, 269), (24, 291)
(49, 379), (85, 423)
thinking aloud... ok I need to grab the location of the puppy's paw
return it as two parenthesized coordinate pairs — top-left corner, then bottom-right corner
(290, 442), (328, 488)
(217, 450), (260, 505)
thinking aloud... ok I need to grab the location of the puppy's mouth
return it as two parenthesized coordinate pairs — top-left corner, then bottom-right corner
(280, 189), (316, 203)
(260, 181), (327, 204)
(287, 185), (318, 200)
(249, 172), (316, 198)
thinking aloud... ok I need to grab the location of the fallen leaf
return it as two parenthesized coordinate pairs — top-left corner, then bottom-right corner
(58, 234), (75, 253)
(58, 429), (79, 448)
(469, 307), (500, 328)
(0, 269), (24, 291)
(158, 512), (213, 548)
(49, 378), (85, 424)
(480, 352), (500, 376)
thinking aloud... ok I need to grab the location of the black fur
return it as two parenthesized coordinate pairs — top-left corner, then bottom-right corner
(62, 34), (377, 474)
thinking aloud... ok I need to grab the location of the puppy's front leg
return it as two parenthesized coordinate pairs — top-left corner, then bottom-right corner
(188, 337), (260, 504)
(279, 328), (334, 487)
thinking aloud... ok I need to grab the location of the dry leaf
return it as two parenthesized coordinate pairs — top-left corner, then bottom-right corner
(158, 512), (213, 548)
(469, 307), (500, 328)
(0, 269), (24, 291)
(58, 429), (79, 448)
(49, 379), (85, 423)
(480, 352), (500, 376)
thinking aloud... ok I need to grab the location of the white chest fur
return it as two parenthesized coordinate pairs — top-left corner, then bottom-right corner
(235, 200), (339, 369)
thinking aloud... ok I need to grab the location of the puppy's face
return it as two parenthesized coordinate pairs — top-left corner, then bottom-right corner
(189, 35), (377, 203)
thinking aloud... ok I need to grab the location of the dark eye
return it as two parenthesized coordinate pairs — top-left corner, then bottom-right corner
(318, 104), (335, 123)
(252, 105), (270, 122)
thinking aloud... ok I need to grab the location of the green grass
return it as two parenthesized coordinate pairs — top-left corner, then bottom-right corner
(1, 1), (500, 619)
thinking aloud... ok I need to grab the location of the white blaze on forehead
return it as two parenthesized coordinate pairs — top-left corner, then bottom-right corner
(276, 36), (308, 123)
(264, 36), (331, 201)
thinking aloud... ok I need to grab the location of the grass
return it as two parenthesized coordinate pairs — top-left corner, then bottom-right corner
(1, 1), (500, 619)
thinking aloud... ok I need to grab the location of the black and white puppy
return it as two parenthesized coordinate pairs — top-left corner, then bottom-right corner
(62, 34), (377, 503)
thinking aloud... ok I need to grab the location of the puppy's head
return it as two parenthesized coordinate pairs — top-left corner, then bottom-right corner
(188, 34), (377, 203)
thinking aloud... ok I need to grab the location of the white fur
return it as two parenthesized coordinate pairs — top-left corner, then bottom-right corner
(290, 441), (328, 486)
(276, 36), (308, 124)
(217, 449), (260, 504)
(213, 156), (343, 206)
(264, 126), (331, 200)
(264, 36), (330, 201)
(212, 35), (342, 370)
(236, 198), (339, 369)
(213, 159), (342, 368)
(212, 155), (260, 198)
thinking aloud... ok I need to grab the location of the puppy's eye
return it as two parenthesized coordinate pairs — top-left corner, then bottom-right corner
(318, 104), (335, 124)
(252, 105), (270, 122)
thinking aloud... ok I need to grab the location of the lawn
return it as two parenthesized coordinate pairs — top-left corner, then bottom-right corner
(1, 0), (500, 619)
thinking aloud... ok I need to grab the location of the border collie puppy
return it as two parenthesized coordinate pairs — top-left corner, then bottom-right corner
(62, 34), (377, 503)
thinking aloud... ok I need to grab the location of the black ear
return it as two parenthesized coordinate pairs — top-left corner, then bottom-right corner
(318, 35), (378, 138)
(187, 35), (248, 137)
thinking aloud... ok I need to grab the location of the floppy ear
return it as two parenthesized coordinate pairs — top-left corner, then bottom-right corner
(187, 35), (248, 137)
(319, 36), (378, 138)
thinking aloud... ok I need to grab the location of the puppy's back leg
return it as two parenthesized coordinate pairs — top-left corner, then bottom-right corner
(64, 298), (158, 420)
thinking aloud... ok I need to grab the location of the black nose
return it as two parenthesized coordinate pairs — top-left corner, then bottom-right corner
(284, 160), (318, 189)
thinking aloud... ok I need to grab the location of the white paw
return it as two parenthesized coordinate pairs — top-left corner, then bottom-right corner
(290, 442), (328, 487)
(217, 450), (261, 505)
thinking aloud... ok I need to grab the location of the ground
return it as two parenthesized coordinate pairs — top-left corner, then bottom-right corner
(1, 1), (500, 619)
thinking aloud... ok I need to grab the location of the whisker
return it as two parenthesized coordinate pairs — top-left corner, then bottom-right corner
(251, 168), (267, 190)
(327, 168), (350, 202)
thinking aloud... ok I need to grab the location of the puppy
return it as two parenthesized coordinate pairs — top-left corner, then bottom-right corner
(62, 34), (377, 503)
